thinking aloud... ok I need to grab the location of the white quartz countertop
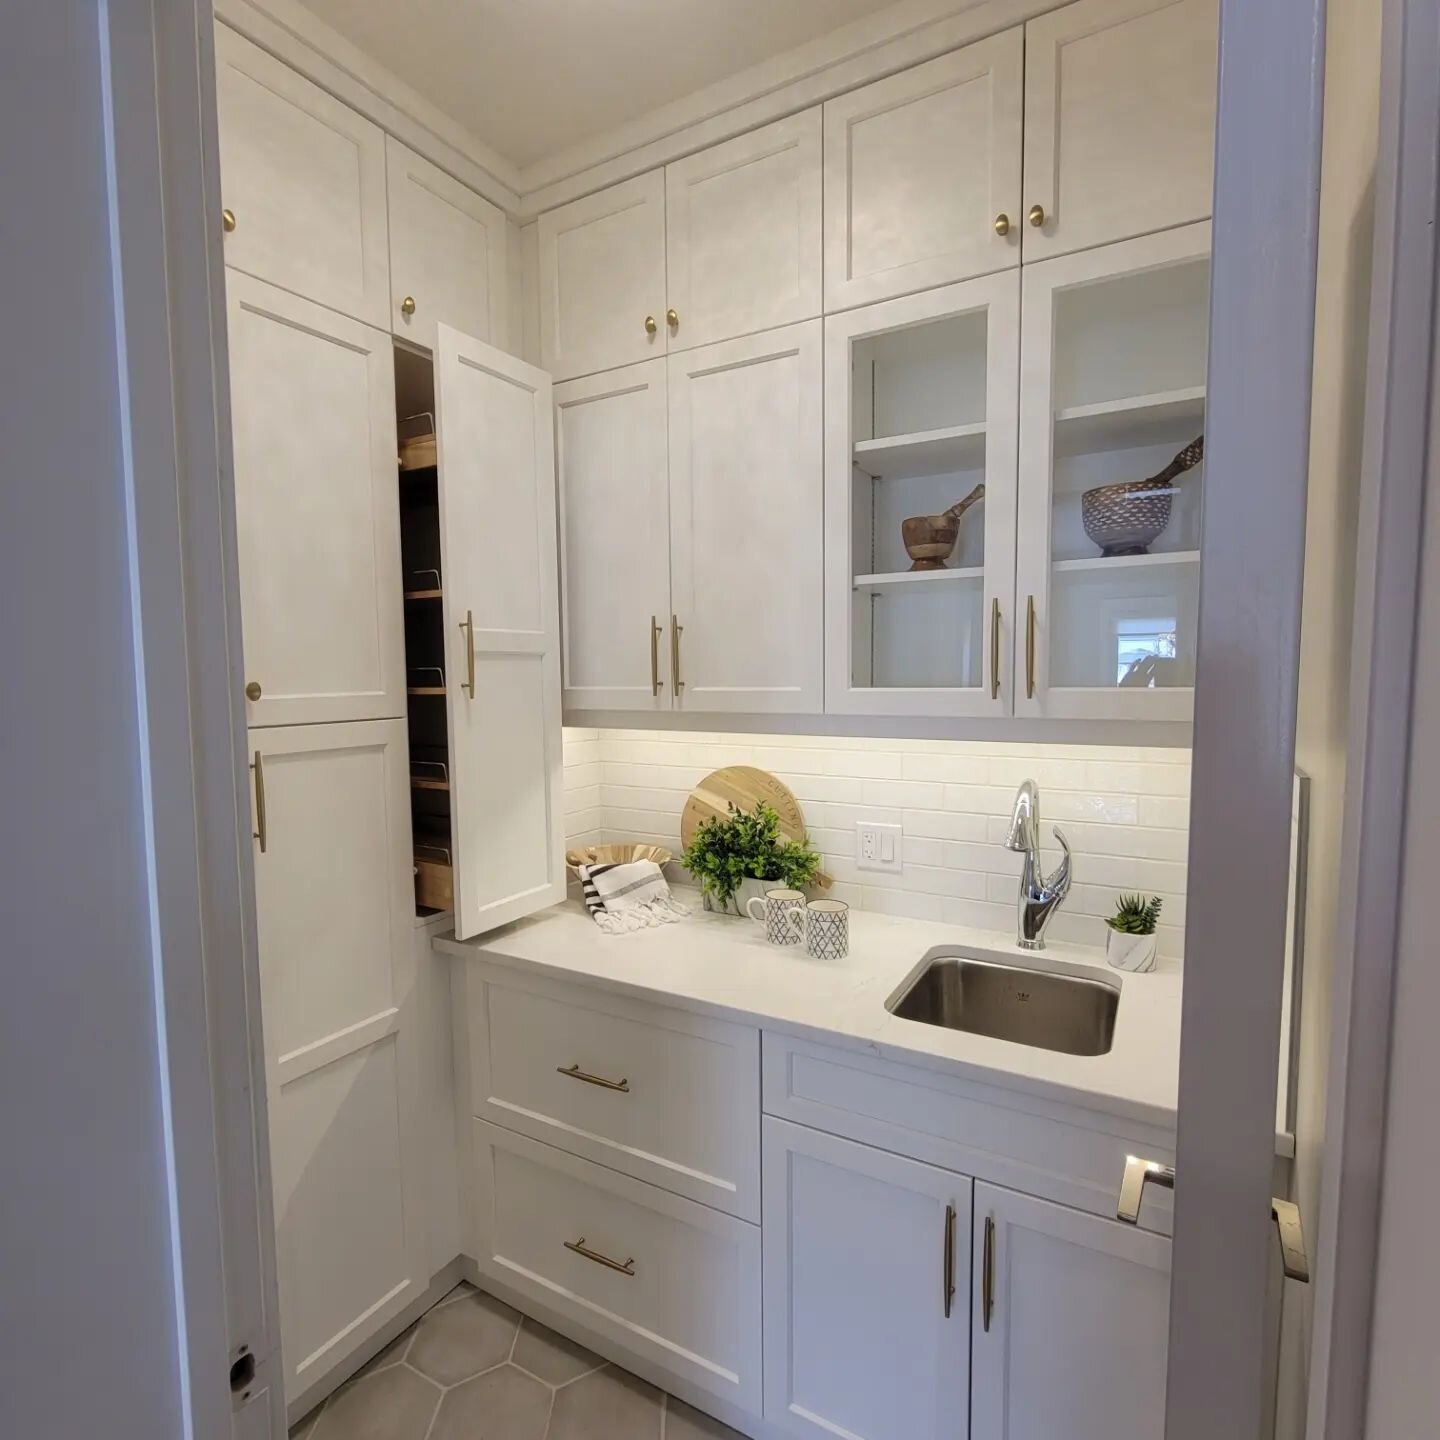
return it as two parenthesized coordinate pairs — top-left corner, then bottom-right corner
(435, 901), (1188, 1134)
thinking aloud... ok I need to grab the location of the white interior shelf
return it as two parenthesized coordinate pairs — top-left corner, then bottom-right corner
(853, 565), (984, 590)
(853, 422), (987, 479)
(1052, 387), (1205, 458)
(1051, 550), (1200, 573)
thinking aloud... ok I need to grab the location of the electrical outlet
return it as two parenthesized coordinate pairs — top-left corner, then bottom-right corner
(857, 821), (902, 873)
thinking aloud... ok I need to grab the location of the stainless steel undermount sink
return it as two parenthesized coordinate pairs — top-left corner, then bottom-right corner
(886, 949), (1119, 1057)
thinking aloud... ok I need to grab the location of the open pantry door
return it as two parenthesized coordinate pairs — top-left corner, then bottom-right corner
(434, 324), (566, 940)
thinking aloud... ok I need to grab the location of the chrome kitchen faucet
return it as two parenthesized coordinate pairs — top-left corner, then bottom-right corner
(1004, 780), (1072, 950)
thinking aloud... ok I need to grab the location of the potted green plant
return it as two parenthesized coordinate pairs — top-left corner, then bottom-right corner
(1105, 894), (1163, 973)
(680, 801), (822, 916)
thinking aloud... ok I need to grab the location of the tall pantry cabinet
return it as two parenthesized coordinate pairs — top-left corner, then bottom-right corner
(214, 25), (563, 1415)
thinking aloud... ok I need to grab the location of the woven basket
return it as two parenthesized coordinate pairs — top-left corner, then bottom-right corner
(564, 842), (673, 875)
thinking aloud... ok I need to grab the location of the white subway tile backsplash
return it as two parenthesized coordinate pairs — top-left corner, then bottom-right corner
(562, 729), (1193, 960)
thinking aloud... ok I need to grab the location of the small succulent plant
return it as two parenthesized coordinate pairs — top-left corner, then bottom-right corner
(1106, 894), (1163, 936)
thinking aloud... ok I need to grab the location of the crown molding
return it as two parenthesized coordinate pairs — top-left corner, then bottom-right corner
(214, 0), (523, 212)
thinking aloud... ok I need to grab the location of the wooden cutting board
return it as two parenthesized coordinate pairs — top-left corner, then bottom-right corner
(680, 766), (808, 850)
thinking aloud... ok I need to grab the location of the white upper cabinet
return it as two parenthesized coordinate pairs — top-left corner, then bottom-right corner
(434, 325), (565, 938)
(385, 138), (509, 353)
(665, 109), (823, 352)
(215, 26), (389, 328)
(668, 322), (824, 715)
(226, 272), (404, 727)
(825, 273), (1019, 717)
(762, 1118), (971, 1440)
(1022, 0), (1219, 262)
(248, 719), (426, 1402)
(555, 360), (673, 712)
(970, 1182), (1171, 1440)
(823, 31), (1023, 312)
(538, 171), (668, 381)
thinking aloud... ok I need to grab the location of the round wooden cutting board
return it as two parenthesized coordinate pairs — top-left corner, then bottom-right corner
(680, 766), (808, 850)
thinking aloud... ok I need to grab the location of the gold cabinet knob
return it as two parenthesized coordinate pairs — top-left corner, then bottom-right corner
(666, 308), (679, 329)
(644, 314), (658, 335)
(400, 295), (416, 317)
(221, 208), (236, 234)
(1028, 204), (1046, 228)
(245, 680), (262, 701)
(994, 213), (1011, 236)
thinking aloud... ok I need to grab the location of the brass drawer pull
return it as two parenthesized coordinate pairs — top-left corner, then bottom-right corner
(982, 1214), (996, 1332)
(1025, 594), (1036, 700)
(250, 750), (267, 854)
(564, 1237), (636, 1276)
(557, 1063), (630, 1093)
(671, 614), (684, 697)
(459, 609), (476, 699)
(990, 597), (1001, 700)
(650, 615), (662, 697)
(943, 1203), (957, 1318)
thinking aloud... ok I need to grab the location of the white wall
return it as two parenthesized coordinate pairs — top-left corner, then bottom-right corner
(564, 728), (1192, 957)
(0, 6), (185, 1438)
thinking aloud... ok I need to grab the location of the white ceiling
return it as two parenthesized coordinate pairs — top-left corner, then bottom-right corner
(299, 0), (901, 169)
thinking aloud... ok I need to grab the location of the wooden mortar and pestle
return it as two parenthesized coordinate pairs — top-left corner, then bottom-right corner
(901, 484), (986, 571)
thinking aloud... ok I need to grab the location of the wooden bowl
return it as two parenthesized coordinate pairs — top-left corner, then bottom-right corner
(901, 514), (961, 571)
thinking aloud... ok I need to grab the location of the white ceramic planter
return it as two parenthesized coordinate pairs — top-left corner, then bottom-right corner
(1106, 927), (1158, 973)
(705, 876), (773, 918)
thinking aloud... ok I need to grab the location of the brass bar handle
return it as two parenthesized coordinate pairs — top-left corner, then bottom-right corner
(250, 750), (267, 854)
(459, 609), (476, 699)
(557, 1062), (630, 1093)
(943, 1204), (957, 1318)
(650, 615), (662, 698)
(671, 614), (684, 697)
(1272, 1198), (1310, 1283)
(990, 597), (1001, 700)
(1025, 594), (1036, 700)
(564, 1237), (636, 1276)
(1117, 1155), (1176, 1223)
(982, 1214), (996, 1332)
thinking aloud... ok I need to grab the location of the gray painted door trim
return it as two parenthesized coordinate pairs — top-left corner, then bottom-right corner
(1165, 1), (1327, 1435)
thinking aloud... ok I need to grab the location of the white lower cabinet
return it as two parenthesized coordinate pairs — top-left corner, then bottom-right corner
(970, 1182), (1171, 1440)
(761, 1117), (972, 1440)
(471, 1120), (762, 1414)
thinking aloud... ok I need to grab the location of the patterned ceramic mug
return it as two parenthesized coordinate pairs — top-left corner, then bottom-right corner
(744, 887), (806, 946)
(800, 898), (849, 959)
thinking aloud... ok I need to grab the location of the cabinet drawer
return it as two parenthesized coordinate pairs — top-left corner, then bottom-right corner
(763, 1033), (1175, 1234)
(467, 965), (760, 1219)
(472, 1120), (761, 1413)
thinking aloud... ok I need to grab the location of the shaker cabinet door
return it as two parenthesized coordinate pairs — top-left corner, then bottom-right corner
(538, 171), (668, 381)
(215, 26), (389, 327)
(555, 360), (673, 711)
(665, 109), (822, 352)
(226, 272), (404, 727)
(386, 138), (509, 353)
(1021, 0), (1219, 262)
(823, 31), (1023, 312)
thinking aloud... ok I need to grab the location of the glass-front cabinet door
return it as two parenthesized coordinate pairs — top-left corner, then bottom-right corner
(824, 272), (1019, 716)
(1014, 222), (1210, 721)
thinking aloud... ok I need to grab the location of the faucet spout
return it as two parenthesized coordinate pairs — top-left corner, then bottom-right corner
(1004, 780), (1073, 950)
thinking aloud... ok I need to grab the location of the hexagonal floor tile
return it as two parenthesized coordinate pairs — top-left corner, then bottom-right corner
(547, 1366), (662, 1440)
(407, 1291), (521, 1386)
(510, 1318), (604, 1387)
(664, 1396), (747, 1440)
(352, 1324), (415, 1382)
(428, 1364), (552, 1440)
(288, 1403), (323, 1440)
(311, 1364), (440, 1440)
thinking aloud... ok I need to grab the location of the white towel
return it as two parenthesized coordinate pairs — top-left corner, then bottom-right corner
(581, 859), (688, 934)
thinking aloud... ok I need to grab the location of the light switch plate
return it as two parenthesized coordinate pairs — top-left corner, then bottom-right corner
(857, 821), (902, 873)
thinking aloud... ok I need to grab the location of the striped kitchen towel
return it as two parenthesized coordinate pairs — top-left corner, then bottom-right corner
(578, 858), (688, 933)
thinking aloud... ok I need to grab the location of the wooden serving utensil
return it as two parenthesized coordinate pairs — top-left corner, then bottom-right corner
(901, 483), (986, 571)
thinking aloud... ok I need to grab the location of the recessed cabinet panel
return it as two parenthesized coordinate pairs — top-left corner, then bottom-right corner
(824, 32), (1023, 311)
(970, 1182), (1171, 1440)
(215, 26), (389, 327)
(555, 361), (672, 711)
(1015, 223), (1210, 720)
(386, 137), (508, 352)
(762, 1118), (971, 1440)
(1022, 0), (1219, 262)
(665, 109), (822, 351)
(667, 323), (824, 714)
(434, 326), (564, 938)
(825, 274), (1019, 717)
(227, 273), (403, 726)
(539, 171), (668, 381)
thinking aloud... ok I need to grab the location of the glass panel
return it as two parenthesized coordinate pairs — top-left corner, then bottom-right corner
(1048, 255), (1209, 690)
(849, 310), (990, 692)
